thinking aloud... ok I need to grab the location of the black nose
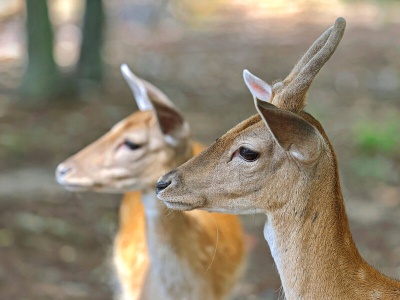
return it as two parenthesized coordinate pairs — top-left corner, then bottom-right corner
(155, 180), (171, 194)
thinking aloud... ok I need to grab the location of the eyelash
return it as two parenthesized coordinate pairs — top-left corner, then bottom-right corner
(232, 146), (260, 162)
(122, 140), (141, 150)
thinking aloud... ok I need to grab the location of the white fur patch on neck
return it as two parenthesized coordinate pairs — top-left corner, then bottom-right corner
(264, 219), (282, 271)
(142, 190), (162, 217)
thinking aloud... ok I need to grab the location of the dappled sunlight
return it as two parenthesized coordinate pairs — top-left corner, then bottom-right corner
(54, 23), (81, 68)
(229, 0), (345, 19)
(0, 21), (22, 60)
(168, 0), (397, 29)
(0, 0), (23, 60)
(47, 0), (83, 25)
(48, 0), (84, 69)
(0, 0), (23, 19)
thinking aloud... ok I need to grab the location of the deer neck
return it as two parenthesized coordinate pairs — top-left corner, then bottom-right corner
(141, 189), (213, 299)
(264, 172), (400, 299)
(264, 184), (355, 299)
(140, 137), (196, 243)
(141, 189), (193, 247)
(140, 142), (216, 298)
(141, 140), (194, 218)
(142, 191), (191, 258)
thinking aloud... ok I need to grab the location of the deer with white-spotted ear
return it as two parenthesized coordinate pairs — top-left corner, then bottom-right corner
(157, 18), (400, 299)
(56, 64), (245, 300)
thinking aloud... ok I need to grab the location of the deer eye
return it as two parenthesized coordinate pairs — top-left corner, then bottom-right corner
(123, 140), (141, 150)
(239, 147), (259, 162)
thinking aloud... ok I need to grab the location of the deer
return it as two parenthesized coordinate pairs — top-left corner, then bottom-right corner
(156, 17), (400, 300)
(56, 64), (246, 300)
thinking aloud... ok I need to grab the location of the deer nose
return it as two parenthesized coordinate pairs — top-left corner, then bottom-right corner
(55, 163), (73, 183)
(155, 180), (171, 194)
(155, 170), (176, 194)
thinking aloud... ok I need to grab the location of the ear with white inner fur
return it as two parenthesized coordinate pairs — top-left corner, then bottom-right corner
(243, 69), (272, 102)
(255, 100), (322, 164)
(120, 64), (188, 146)
(150, 99), (188, 146)
(120, 64), (153, 111)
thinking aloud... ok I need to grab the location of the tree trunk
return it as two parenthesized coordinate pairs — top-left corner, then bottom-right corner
(20, 0), (60, 101)
(77, 0), (104, 83)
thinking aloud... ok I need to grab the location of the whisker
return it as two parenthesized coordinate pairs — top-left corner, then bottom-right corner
(204, 213), (219, 274)
(252, 208), (256, 230)
(193, 210), (201, 222)
(278, 284), (285, 300)
(179, 210), (184, 222)
(165, 207), (175, 219)
(216, 218), (226, 239)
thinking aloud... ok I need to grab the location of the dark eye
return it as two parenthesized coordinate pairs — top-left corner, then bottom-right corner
(239, 147), (259, 162)
(123, 140), (141, 150)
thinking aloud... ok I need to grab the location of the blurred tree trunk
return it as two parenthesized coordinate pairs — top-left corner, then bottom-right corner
(20, 0), (60, 101)
(77, 0), (104, 83)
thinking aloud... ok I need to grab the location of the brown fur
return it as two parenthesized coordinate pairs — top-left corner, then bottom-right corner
(57, 99), (245, 299)
(112, 141), (245, 300)
(157, 18), (400, 299)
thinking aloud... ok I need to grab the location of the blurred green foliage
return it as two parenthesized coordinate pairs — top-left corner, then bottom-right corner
(351, 117), (399, 183)
(350, 155), (397, 183)
(354, 118), (400, 156)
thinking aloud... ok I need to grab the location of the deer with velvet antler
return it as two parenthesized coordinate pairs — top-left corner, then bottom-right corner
(156, 18), (400, 299)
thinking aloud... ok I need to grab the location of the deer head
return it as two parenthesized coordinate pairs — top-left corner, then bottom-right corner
(156, 18), (346, 214)
(56, 64), (190, 193)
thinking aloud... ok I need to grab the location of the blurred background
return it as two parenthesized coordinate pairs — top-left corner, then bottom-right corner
(0, 0), (399, 299)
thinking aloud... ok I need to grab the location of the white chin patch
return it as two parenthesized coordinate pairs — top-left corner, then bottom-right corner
(57, 176), (94, 188)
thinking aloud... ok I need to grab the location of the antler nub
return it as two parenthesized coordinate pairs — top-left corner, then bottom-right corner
(272, 17), (346, 113)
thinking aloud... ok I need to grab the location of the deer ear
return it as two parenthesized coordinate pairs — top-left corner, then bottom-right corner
(121, 64), (189, 146)
(150, 100), (188, 146)
(255, 100), (322, 164)
(243, 69), (272, 102)
(121, 64), (153, 111)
